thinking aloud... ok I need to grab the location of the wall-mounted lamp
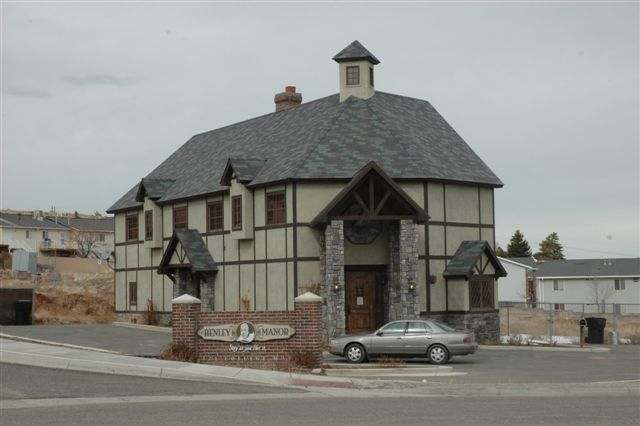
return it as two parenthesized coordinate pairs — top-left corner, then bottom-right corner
(408, 282), (416, 292)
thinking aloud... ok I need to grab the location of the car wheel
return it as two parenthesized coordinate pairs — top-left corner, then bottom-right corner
(427, 344), (449, 365)
(344, 343), (367, 363)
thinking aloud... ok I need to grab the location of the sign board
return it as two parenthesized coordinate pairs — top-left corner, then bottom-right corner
(198, 321), (295, 343)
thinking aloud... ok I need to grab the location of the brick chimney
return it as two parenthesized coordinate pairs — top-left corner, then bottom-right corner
(274, 86), (302, 112)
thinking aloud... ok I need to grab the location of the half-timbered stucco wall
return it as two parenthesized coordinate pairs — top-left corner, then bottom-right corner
(113, 180), (495, 317)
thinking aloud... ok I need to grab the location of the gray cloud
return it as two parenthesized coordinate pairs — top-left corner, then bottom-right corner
(3, 87), (51, 98)
(62, 74), (137, 87)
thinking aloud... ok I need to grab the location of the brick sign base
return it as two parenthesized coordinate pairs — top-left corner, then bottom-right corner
(172, 292), (324, 371)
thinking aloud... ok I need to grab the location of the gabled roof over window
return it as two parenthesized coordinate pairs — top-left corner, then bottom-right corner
(220, 158), (267, 186)
(444, 240), (507, 279)
(135, 178), (175, 202)
(310, 161), (429, 227)
(157, 229), (217, 278)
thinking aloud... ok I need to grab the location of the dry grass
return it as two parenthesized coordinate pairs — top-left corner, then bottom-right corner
(501, 307), (640, 342)
(376, 356), (405, 366)
(161, 343), (197, 363)
(1, 271), (115, 324)
(288, 350), (319, 371)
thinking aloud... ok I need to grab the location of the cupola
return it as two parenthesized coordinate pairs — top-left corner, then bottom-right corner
(332, 40), (380, 102)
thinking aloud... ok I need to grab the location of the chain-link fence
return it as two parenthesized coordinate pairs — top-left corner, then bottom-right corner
(498, 301), (640, 344)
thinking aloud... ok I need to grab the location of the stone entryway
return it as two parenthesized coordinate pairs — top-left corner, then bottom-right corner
(345, 268), (386, 333)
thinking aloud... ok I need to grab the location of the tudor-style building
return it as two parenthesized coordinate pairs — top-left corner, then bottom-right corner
(107, 41), (506, 342)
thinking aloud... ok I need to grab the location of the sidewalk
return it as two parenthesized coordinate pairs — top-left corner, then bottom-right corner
(0, 338), (354, 389)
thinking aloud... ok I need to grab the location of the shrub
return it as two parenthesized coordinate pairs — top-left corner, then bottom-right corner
(288, 350), (318, 370)
(161, 343), (197, 363)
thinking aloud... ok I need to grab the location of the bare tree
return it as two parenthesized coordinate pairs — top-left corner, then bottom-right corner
(589, 279), (615, 313)
(71, 231), (99, 258)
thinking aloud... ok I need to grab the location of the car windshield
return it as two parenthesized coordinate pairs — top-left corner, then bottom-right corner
(429, 320), (457, 333)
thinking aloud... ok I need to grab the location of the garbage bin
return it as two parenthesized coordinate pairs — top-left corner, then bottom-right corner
(585, 317), (606, 344)
(14, 299), (33, 325)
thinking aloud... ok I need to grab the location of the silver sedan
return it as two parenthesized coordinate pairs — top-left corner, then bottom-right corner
(329, 319), (477, 364)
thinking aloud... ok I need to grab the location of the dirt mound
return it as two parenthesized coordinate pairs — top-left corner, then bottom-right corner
(2, 271), (115, 324)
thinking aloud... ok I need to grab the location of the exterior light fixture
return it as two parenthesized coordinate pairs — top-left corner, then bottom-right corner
(408, 282), (416, 292)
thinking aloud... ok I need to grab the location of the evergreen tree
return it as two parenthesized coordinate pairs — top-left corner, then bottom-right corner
(495, 245), (507, 257)
(506, 230), (532, 257)
(535, 232), (565, 260)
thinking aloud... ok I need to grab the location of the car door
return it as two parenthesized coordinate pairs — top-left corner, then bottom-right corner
(368, 321), (407, 355)
(402, 321), (431, 355)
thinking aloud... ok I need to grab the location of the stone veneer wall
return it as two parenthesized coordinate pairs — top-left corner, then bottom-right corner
(321, 220), (346, 338)
(172, 294), (324, 371)
(388, 220), (420, 321)
(423, 311), (500, 344)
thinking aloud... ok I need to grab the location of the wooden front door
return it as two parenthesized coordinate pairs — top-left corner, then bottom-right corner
(346, 271), (377, 333)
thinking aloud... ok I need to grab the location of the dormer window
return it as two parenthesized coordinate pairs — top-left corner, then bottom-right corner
(369, 67), (374, 87)
(346, 66), (359, 85)
(232, 196), (242, 231)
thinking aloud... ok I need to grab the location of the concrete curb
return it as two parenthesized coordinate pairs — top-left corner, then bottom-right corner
(0, 339), (355, 389)
(0, 333), (121, 354)
(479, 344), (611, 353)
(112, 322), (172, 333)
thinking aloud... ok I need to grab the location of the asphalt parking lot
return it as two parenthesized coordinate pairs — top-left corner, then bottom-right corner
(0, 324), (170, 356)
(324, 345), (640, 384)
(3, 324), (639, 386)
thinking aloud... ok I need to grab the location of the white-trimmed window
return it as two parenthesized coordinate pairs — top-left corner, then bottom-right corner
(553, 280), (563, 291)
(614, 279), (625, 291)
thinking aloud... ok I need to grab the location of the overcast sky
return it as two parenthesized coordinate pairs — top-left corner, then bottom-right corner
(2, 2), (638, 259)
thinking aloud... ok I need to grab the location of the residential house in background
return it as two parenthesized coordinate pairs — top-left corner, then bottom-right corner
(0, 210), (114, 260)
(535, 258), (640, 313)
(107, 41), (506, 341)
(53, 215), (115, 258)
(497, 257), (537, 303)
(0, 211), (71, 254)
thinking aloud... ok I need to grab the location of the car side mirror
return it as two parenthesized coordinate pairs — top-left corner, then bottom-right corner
(376, 331), (383, 336)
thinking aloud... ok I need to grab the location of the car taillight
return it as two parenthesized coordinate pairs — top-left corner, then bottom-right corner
(463, 335), (472, 343)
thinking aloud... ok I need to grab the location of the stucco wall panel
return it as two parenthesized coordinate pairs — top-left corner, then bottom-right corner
(296, 183), (344, 223)
(428, 225), (445, 256)
(266, 228), (286, 259)
(479, 188), (494, 225)
(297, 227), (320, 258)
(427, 183), (444, 221)
(115, 271), (126, 311)
(297, 260), (322, 292)
(254, 263), (267, 310)
(429, 259), (446, 311)
(224, 265), (239, 311)
(188, 199), (206, 233)
(445, 184), (479, 224)
(446, 226), (482, 256)
(481, 228), (495, 248)
(240, 264), (254, 310)
(266, 262), (287, 310)
(448, 278), (469, 311)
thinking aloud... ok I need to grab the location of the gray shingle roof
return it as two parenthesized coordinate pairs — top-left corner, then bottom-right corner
(444, 240), (507, 279)
(332, 40), (380, 65)
(535, 258), (640, 278)
(0, 213), (69, 230)
(158, 229), (218, 274)
(65, 217), (114, 232)
(108, 92), (502, 213)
